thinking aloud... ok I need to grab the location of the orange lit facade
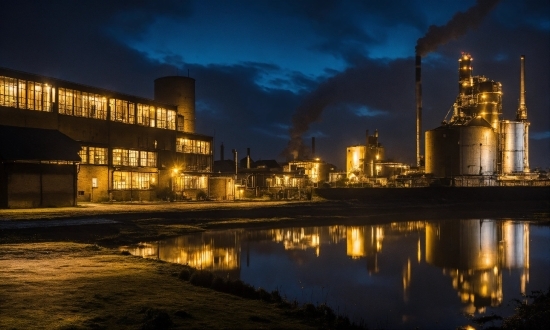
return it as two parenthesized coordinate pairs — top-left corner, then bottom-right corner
(0, 67), (213, 202)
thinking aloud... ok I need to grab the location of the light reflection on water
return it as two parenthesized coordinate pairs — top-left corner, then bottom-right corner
(121, 219), (550, 329)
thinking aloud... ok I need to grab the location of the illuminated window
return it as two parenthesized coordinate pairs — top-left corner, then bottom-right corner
(174, 175), (207, 190)
(137, 103), (152, 126)
(0, 77), (53, 111)
(17, 80), (26, 108)
(110, 99), (135, 123)
(79, 146), (88, 164)
(129, 150), (139, 167)
(59, 88), (104, 119)
(88, 147), (107, 165)
(112, 148), (123, 166)
(0, 76), (17, 107)
(177, 138), (211, 155)
(58, 88), (73, 115)
(137, 151), (157, 167)
(74, 91), (83, 116)
(156, 107), (167, 129)
(112, 171), (129, 189)
(112, 171), (157, 190)
(147, 152), (157, 167)
(86, 93), (107, 119)
(167, 110), (176, 130)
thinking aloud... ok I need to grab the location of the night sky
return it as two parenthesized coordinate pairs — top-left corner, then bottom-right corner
(1, 0), (548, 169)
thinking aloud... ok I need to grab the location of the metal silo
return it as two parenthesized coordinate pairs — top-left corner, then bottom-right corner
(459, 117), (497, 175)
(500, 120), (526, 173)
(425, 125), (460, 177)
(154, 76), (196, 133)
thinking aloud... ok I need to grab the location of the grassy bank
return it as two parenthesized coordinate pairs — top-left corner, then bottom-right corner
(0, 242), (361, 329)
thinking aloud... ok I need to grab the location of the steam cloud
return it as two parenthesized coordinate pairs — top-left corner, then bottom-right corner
(416, 0), (501, 56)
(283, 0), (501, 161)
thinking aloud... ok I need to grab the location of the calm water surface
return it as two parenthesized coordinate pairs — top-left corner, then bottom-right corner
(122, 219), (550, 329)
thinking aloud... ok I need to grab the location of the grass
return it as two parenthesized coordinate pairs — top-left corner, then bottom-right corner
(0, 242), (366, 329)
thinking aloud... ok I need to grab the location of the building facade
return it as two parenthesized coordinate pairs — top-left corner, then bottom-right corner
(0, 67), (213, 202)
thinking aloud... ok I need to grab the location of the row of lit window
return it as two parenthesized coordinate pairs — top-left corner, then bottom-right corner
(112, 149), (157, 167)
(0, 76), (53, 111)
(78, 147), (108, 165)
(172, 175), (208, 190)
(59, 88), (107, 119)
(1, 76), (178, 130)
(78, 146), (157, 167)
(112, 171), (157, 190)
(176, 138), (211, 154)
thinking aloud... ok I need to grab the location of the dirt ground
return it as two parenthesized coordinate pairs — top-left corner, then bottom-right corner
(1, 197), (548, 329)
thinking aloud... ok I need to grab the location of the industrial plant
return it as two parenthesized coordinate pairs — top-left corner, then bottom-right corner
(424, 53), (538, 186)
(0, 50), (548, 208)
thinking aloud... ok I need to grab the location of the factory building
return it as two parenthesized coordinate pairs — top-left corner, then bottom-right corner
(0, 67), (213, 204)
(425, 54), (534, 185)
(345, 130), (409, 186)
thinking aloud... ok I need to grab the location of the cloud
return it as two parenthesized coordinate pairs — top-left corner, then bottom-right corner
(531, 131), (550, 140)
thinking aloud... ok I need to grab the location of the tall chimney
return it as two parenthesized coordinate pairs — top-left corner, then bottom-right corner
(311, 137), (316, 158)
(517, 55), (527, 121)
(246, 147), (251, 169)
(415, 55), (422, 167)
(220, 143), (224, 161)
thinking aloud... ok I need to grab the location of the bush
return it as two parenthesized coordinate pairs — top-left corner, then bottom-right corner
(211, 277), (229, 293)
(196, 190), (207, 201)
(178, 269), (192, 281)
(189, 270), (214, 287)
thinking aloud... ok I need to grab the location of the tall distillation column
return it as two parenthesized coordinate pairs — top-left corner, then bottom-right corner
(517, 55), (529, 172)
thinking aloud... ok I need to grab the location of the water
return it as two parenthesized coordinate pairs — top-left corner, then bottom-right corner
(122, 219), (550, 329)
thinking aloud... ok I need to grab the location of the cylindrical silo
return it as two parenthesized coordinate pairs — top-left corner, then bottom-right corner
(425, 126), (460, 177)
(500, 120), (525, 174)
(154, 76), (195, 133)
(459, 117), (497, 175)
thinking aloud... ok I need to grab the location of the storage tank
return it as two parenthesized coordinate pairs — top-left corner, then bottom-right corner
(425, 126), (460, 177)
(426, 116), (497, 177)
(154, 76), (195, 133)
(459, 117), (497, 175)
(500, 120), (526, 173)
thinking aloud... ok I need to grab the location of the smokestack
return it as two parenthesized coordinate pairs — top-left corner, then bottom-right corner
(247, 147), (251, 169)
(220, 143), (224, 161)
(415, 55), (422, 167)
(517, 55), (527, 121)
(311, 137), (316, 158)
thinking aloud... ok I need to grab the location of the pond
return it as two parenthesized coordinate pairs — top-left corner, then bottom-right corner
(121, 219), (550, 329)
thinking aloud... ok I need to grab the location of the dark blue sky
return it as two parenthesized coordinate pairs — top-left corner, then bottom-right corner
(1, 0), (548, 169)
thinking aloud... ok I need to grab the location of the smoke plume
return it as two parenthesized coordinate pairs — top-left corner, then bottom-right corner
(284, 0), (501, 161)
(283, 82), (335, 160)
(416, 0), (501, 56)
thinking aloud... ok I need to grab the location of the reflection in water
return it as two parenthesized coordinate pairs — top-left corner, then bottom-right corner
(121, 219), (547, 329)
(425, 220), (529, 315)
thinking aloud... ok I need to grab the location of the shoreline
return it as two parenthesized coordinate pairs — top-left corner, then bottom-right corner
(1, 198), (548, 329)
(1, 198), (548, 247)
